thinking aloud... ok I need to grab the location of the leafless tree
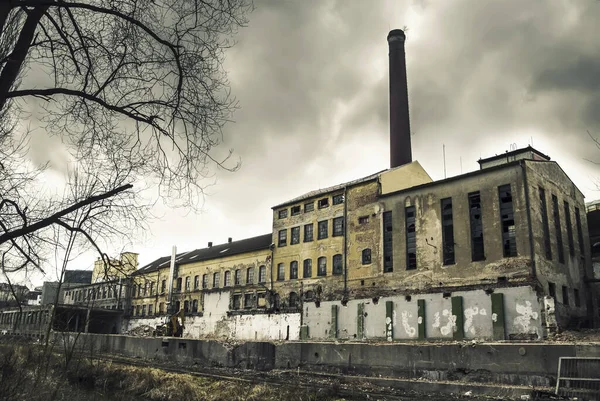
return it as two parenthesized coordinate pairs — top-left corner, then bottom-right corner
(0, 0), (252, 276)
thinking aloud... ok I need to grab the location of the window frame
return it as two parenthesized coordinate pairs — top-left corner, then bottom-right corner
(303, 259), (312, 278)
(291, 226), (300, 245)
(278, 209), (288, 219)
(317, 257), (327, 276)
(362, 249), (372, 265)
(332, 216), (344, 237)
(304, 223), (314, 242)
(278, 229), (287, 247)
(318, 220), (328, 240)
(277, 263), (285, 281)
(332, 254), (343, 275)
(290, 261), (298, 279)
(318, 198), (329, 209)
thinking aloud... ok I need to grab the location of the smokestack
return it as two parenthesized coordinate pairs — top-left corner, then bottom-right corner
(388, 29), (412, 168)
(228, 237), (232, 244)
(208, 242), (213, 248)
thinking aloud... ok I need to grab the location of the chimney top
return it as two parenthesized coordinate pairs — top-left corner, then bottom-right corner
(228, 237), (232, 243)
(387, 29), (406, 42)
(208, 241), (213, 247)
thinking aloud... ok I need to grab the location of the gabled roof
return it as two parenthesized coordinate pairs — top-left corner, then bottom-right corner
(132, 234), (273, 276)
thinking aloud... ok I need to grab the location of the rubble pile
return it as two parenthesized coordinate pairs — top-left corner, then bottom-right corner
(126, 325), (155, 337)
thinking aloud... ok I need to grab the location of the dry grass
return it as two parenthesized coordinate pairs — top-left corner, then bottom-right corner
(0, 342), (349, 401)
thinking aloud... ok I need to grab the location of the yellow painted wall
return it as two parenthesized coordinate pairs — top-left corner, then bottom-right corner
(379, 161), (432, 195)
(92, 252), (138, 283)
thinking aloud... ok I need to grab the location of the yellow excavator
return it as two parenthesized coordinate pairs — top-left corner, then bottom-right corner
(155, 309), (185, 337)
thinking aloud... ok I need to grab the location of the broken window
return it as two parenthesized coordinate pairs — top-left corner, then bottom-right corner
(185, 276), (191, 291)
(192, 299), (198, 313)
(159, 302), (165, 314)
(358, 216), (369, 224)
(317, 257), (327, 276)
(333, 216), (344, 237)
(552, 195), (564, 263)
(562, 285), (569, 306)
(233, 294), (241, 310)
(362, 249), (371, 265)
(441, 198), (455, 265)
(194, 276), (199, 290)
(291, 205), (301, 216)
(202, 274), (208, 289)
(540, 187), (552, 260)
(574, 289), (581, 307)
(234, 269), (242, 285)
(142, 305), (146, 316)
(468, 191), (485, 262)
(333, 194), (344, 205)
(247, 267), (254, 284)
(548, 282), (556, 299)
(278, 209), (288, 219)
(213, 272), (220, 288)
(498, 185), (517, 257)
(318, 198), (329, 209)
(161, 280), (166, 293)
(278, 229), (287, 247)
(290, 261), (298, 279)
(176, 278), (182, 292)
(224, 271), (231, 287)
(332, 254), (343, 275)
(303, 259), (312, 278)
(258, 265), (266, 283)
(383, 211), (393, 272)
(291, 226), (300, 244)
(304, 223), (314, 242)
(277, 263), (285, 281)
(149, 282), (154, 296)
(406, 206), (417, 270)
(148, 304), (153, 316)
(575, 207), (585, 256)
(564, 201), (574, 257)
(304, 202), (314, 212)
(257, 292), (266, 308)
(244, 293), (253, 309)
(318, 220), (328, 240)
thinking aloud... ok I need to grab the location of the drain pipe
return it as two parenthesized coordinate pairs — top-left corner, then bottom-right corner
(343, 185), (349, 302)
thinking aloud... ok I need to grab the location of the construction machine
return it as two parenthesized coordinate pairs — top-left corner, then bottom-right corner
(154, 309), (185, 337)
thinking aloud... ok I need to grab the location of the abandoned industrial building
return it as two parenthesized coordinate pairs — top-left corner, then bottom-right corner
(0, 29), (597, 343)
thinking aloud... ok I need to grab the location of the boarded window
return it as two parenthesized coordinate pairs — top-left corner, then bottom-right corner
(278, 229), (287, 247)
(441, 198), (455, 265)
(564, 201), (574, 257)
(383, 211), (393, 272)
(333, 254), (343, 275)
(277, 263), (285, 281)
(468, 191), (485, 261)
(362, 249), (371, 264)
(552, 195), (564, 263)
(540, 188), (552, 260)
(303, 259), (312, 278)
(406, 206), (417, 270)
(291, 226), (300, 244)
(498, 185), (517, 257)
(258, 265), (266, 283)
(318, 220), (328, 240)
(278, 209), (287, 219)
(333, 217), (344, 237)
(304, 223), (314, 242)
(290, 261), (298, 279)
(317, 257), (327, 276)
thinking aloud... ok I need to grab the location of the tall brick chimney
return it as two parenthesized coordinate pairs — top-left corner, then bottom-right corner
(388, 29), (412, 168)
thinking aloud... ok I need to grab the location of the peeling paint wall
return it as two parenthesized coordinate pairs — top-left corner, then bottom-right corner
(303, 286), (542, 341)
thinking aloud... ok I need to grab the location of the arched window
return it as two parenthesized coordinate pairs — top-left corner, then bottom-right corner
(332, 254), (343, 275)
(290, 261), (298, 279)
(277, 263), (285, 281)
(289, 292), (299, 308)
(192, 299), (198, 313)
(362, 249), (372, 265)
(303, 259), (312, 278)
(258, 265), (266, 283)
(234, 269), (242, 285)
(317, 257), (326, 276)
(247, 267), (255, 284)
(183, 300), (189, 313)
(213, 272), (220, 288)
(224, 271), (231, 287)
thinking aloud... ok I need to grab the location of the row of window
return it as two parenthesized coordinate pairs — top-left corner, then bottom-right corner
(67, 285), (119, 303)
(232, 292), (266, 310)
(540, 187), (585, 263)
(384, 185), (517, 272)
(278, 194), (345, 219)
(278, 217), (344, 247)
(0, 310), (49, 325)
(276, 254), (348, 280)
(132, 299), (201, 317)
(548, 282), (581, 307)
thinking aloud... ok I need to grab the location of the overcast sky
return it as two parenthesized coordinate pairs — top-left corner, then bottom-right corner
(22, 0), (600, 285)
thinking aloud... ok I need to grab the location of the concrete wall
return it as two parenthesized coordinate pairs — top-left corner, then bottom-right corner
(60, 332), (600, 387)
(304, 286), (543, 341)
